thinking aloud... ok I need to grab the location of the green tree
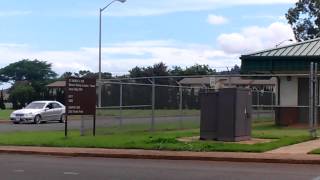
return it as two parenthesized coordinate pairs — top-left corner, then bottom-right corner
(0, 59), (57, 82)
(0, 59), (57, 103)
(170, 66), (184, 76)
(286, 0), (320, 41)
(59, 70), (112, 79)
(9, 84), (35, 109)
(184, 64), (216, 76)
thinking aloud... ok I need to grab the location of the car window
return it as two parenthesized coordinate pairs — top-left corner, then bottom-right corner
(53, 103), (62, 109)
(46, 103), (54, 109)
(25, 103), (46, 109)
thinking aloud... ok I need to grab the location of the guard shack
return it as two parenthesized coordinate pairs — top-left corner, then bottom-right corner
(241, 38), (320, 126)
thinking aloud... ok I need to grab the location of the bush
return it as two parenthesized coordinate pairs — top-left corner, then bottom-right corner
(9, 84), (36, 109)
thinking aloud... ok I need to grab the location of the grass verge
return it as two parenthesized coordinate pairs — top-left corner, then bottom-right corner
(0, 109), (13, 120)
(308, 147), (320, 154)
(0, 121), (312, 153)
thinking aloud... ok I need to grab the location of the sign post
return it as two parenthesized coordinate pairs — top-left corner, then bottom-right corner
(65, 77), (96, 137)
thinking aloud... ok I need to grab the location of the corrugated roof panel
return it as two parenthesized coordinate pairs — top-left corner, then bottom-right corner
(267, 49), (279, 56)
(274, 48), (286, 56)
(300, 41), (317, 56)
(287, 45), (302, 56)
(243, 38), (320, 57)
(295, 43), (311, 55)
(309, 41), (320, 55)
(313, 47), (320, 56)
(260, 51), (271, 56)
(280, 46), (294, 56)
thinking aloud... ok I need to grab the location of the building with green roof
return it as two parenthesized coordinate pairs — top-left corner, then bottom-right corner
(241, 38), (320, 125)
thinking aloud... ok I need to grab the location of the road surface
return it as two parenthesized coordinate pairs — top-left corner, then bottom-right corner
(1, 154), (320, 180)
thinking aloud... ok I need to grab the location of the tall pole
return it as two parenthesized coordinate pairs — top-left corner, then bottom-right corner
(98, 9), (102, 108)
(97, 0), (126, 107)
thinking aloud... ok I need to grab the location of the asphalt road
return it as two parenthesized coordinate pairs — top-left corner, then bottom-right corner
(0, 116), (198, 133)
(0, 154), (320, 180)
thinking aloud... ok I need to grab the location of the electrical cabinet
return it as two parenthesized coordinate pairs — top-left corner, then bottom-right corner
(200, 88), (252, 142)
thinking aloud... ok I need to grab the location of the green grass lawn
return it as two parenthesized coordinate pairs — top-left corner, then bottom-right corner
(0, 109), (13, 120)
(310, 149), (320, 154)
(0, 121), (312, 153)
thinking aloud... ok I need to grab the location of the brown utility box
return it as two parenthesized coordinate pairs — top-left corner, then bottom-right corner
(200, 88), (252, 142)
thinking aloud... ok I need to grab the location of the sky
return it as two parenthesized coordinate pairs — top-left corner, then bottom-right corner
(0, 0), (298, 76)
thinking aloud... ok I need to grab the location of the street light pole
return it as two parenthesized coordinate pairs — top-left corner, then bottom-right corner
(98, 0), (126, 107)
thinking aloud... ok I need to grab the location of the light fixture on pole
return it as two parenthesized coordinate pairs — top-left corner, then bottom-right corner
(98, 0), (126, 107)
(275, 39), (294, 48)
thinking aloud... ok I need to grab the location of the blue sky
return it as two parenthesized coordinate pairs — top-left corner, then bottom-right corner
(0, 0), (297, 75)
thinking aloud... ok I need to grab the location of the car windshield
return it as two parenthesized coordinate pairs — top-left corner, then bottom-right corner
(25, 102), (46, 109)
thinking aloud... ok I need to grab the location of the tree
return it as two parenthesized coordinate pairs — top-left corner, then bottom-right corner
(170, 66), (184, 76)
(0, 59), (57, 82)
(184, 64), (216, 76)
(219, 65), (241, 75)
(286, 0), (320, 41)
(0, 90), (5, 109)
(0, 59), (57, 102)
(59, 70), (112, 79)
(9, 84), (35, 109)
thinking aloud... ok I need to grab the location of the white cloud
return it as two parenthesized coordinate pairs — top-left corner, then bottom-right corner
(242, 15), (286, 21)
(207, 15), (228, 25)
(0, 40), (239, 75)
(217, 22), (295, 54)
(0, 10), (32, 17)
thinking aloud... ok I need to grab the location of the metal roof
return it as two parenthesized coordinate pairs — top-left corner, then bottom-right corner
(243, 37), (320, 57)
(46, 81), (66, 88)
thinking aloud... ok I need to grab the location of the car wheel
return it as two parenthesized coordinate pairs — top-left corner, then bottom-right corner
(34, 115), (42, 124)
(59, 114), (65, 123)
(13, 121), (20, 124)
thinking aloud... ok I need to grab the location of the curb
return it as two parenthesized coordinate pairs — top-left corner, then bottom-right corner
(0, 121), (10, 124)
(0, 146), (320, 164)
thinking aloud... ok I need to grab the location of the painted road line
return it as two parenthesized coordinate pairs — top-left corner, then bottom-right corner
(13, 169), (25, 173)
(63, 172), (79, 175)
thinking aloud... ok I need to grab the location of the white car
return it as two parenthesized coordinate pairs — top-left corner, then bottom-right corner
(10, 101), (66, 124)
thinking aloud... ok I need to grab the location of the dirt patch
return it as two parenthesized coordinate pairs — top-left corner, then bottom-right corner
(177, 136), (275, 144)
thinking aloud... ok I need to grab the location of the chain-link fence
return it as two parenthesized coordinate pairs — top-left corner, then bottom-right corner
(84, 76), (277, 135)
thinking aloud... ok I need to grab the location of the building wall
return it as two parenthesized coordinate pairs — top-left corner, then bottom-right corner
(280, 76), (298, 106)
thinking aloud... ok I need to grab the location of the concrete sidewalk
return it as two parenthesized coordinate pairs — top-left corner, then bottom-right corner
(1, 146), (320, 164)
(267, 138), (320, 154)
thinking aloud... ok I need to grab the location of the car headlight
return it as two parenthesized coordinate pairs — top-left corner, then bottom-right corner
(26, 113), (34, 117)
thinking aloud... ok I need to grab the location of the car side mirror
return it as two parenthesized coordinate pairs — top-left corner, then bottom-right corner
(45, 108), (50, 111)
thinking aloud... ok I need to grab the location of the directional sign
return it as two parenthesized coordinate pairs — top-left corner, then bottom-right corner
(66, 77), (96, 115)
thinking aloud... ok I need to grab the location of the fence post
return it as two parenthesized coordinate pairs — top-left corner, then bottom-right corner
(80, 115), (85, 136)
(270, 91), (274, 120)
(310, 62), (315, 138)
(257, 91), (260, 120)
(314, 63), (318, 137)
(151, 78), (155, 132)
(179, 85), (183, 129)
(119, 83), (123, 127)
